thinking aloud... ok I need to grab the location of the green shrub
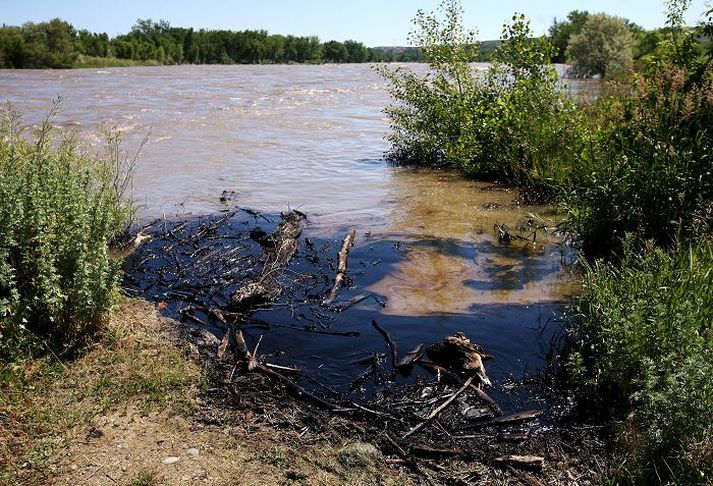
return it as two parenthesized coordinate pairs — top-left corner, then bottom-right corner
(377, 1), (584, 201)
(570, 240), (713, 484)
(0, 103), (137, 360)
(565, 63), (713, 258)
(564, 0), (713, 259)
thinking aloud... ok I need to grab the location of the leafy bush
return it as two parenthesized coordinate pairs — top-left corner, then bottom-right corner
(570, 240), (713, 484)
(376, 0), (583, 201)
(0, 103), (137, 360)
(565, 2), (713, 258)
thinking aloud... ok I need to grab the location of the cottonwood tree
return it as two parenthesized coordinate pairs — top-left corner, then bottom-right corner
(567, 13), (634, 77)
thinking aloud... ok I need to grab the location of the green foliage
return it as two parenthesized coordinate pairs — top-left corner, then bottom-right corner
(377, 0), (581, 200)
(0, 19), (78, 68)
(0, 17), (379, 68)
(570, 240), (713, 484)
(567, 13), (634, 77)
(565, 2), (713, 258)
(375, 0), (479, 167)
(0, 103), (137, 360)
(548, 10), (590, 63)
(564, 7), (713, 484)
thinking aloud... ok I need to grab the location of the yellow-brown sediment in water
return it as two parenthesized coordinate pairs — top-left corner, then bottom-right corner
(367, 170), (579, 316)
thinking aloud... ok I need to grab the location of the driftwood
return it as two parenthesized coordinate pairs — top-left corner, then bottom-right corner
(231, 329), (337, 410)
(469, 410), (542, 429)
(426, 332), (491, 386)
(403, 375), (476, 439)
(396, 344), (423, 374)
(417, 361), (500, 414)
(230, 210), (305, 311)
(322, 229), (356, 305)
(493, 455), (544, 471)
(371, 319), (398, 367)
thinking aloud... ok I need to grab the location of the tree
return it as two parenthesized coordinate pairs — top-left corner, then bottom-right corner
(376, 0), (572, 194)
(344, 40), (369, 62)
(567, 13), (634, 77)
(548, 10), (589, 63)
(323, 40), (348, 62)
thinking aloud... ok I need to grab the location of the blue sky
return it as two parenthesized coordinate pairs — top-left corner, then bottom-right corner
(2, 0), (710, 46)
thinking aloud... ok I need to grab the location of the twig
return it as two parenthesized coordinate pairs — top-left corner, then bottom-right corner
(371, 319), (399, 367)
(403, 375), (475, 439)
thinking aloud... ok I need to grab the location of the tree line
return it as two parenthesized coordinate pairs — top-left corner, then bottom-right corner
(0, 18), (424, 68)
(2, 14), (709, 71)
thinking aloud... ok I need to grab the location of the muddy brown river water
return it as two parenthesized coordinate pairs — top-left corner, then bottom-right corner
(1, 64), (580, 408)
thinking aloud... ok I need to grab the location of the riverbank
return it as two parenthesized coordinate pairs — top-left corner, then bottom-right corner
(1, 296), (612, 485)
(0, 298), (414, 486)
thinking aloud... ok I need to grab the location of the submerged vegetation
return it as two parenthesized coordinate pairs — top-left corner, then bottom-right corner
(379, 0), (713, 483)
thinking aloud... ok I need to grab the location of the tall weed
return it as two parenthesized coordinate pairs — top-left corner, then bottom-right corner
(566, 64), (713, 257)
(0, 103), (137, 360)
(570, 240), (713, 484)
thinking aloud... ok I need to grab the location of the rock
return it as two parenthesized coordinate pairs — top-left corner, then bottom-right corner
(185, 448), (199, 456)
(163, 456), (180, 465)
(336, 442), (381, 470)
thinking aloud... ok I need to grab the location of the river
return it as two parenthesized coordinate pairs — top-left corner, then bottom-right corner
(1, 64), (579, 408)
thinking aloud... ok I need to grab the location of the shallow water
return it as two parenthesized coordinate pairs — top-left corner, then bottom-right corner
(2, 64), (579, 406)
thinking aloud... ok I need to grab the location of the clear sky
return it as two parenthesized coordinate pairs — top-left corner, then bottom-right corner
(2, 0), (710, 46)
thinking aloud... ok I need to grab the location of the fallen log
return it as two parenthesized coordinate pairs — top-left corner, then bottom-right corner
(493, 455), (544, 471)
(230, 210), (305, 311)
(322, 229), (356, 305)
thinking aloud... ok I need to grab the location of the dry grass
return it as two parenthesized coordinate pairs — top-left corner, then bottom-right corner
(0, 299), (198, 485)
